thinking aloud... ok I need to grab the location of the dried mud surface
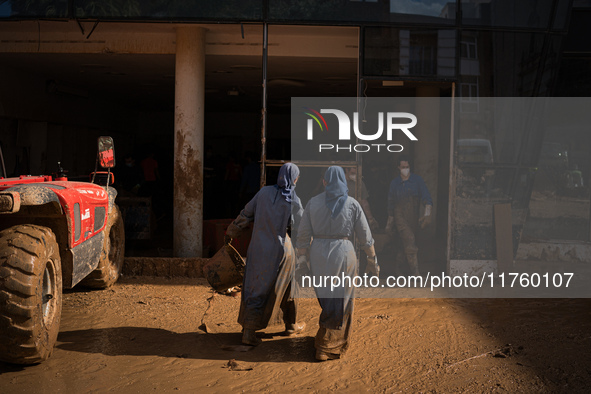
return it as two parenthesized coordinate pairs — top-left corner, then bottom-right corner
(1, 276), (590, 393)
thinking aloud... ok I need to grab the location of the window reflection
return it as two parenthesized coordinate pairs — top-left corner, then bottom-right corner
(573, 0), (591, 8)
(523, 99), (591, 242)
(0, 0), (68, 17)
(459, 32), (546, 97)
(461, 0), (554, 28)
(269, 0), (455, 23)
(389, 0), (452, 18)
(364, 27), (455, 77)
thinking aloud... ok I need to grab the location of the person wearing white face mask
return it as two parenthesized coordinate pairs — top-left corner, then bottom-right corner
(384, 156), (433, 276)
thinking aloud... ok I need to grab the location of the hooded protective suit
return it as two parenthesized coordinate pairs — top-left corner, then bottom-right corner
(226, 163), (303, 330)
(297, 166), (374, 356)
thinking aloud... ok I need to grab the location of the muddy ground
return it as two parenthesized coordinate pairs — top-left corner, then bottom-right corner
(1, 276), (590, 393)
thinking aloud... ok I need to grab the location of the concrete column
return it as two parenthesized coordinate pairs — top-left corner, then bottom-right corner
(173, 26), (206, 257)
(414, 85), (440, 239)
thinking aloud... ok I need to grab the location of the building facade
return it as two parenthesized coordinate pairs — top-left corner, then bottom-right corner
(1, 0), (590, 270)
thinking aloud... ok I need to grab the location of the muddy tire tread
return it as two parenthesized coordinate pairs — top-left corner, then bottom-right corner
(1, 263), (35, 277)
(0, 224), (62, 364)
(1, 272), (36, 296)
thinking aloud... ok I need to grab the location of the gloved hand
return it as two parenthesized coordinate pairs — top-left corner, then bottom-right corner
(224, 234), (233, 245)
(419, 205), (433, 229)
(296, 254), (309, 277)
(366, 255), (380, 277)
(419, 215), (431, 229)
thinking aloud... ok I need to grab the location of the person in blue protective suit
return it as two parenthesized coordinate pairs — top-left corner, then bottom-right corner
(296, 166), (379, 361)
(385, 156), (433, 276)
(225, 163), (305, 346)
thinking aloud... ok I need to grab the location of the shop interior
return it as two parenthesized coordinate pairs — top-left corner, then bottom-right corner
(1, 23), (453, 270)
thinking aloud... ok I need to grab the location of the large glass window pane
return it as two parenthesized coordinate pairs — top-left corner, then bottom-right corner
(71, 0), (262, 19)
(451, 98), (590, 260)
(553, 0), (572, 30)
(0, 0), (68, 18)
(522, 99), (591, 242)
(573, 0), (591, 8)
(563, 10), (591, 53)
(269, 0), (455, 24)
(456, 97), (551, 212)
(364, 27), (456, 78)
(461, 0), (555, 28)
(459, 32), (546, 97)
(555, 58), (591, 96)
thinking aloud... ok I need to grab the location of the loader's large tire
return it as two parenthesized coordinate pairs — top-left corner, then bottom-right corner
(0, 225), (62, 365)
(80, 204), (125, 289)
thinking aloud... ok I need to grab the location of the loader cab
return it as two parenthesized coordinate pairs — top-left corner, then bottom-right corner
(91, 136), (116, 186)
